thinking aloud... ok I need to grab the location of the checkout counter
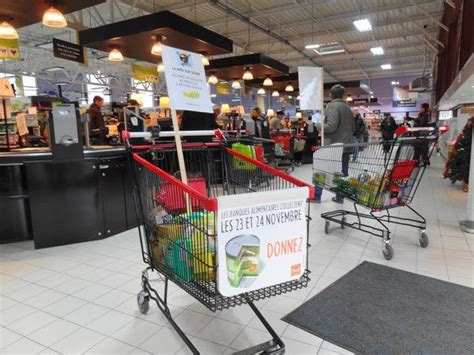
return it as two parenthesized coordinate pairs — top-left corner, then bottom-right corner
(0, 102), (137, 248)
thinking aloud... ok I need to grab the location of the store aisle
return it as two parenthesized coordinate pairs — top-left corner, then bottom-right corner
(1, 159), (472, 355)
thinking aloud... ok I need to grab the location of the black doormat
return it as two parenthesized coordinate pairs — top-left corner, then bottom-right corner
(282, 261), (474, 354)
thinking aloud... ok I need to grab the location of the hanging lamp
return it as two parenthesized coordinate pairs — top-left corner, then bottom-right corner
(208, 73), (218, 85)
(201, 52), (210, 66)
(0, 17), (18, 39)
(242, 67), (253, 80)
(150, 35), (166, 56)
(231, 79), (241, 89)
(257, 87), (266, 95)
(272, 90), (279, 97)
(108, 47), (123, 62)
(285, 83), (294, 92)
(263, 76), (273, 86)
(42, 7), (67, 28)
(157, 62), (165, 72)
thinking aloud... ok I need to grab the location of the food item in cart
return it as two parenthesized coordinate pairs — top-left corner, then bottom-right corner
(332, 172), (344, 185)
(312, 172), (326, 187)
(358, 169), (371, 184)
(148, 206), (171, 224)
(226, 234), (260, 288)
(163, 238), (195, 282)
(389, 188), (399, 205)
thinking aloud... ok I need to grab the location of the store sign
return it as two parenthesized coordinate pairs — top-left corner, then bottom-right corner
(161, 45), (212, 113)
(53, 38), (85, 64)
(0, 39), (20, 60)
(217, 187), (309, 297)
(298, 66), (323, 111)
(131, 64), (159, 83)
(393, 99), (417, 108)
(393, 85), (416, 107)
(0, 78), (14, 97)
(439, 110), (453, 120)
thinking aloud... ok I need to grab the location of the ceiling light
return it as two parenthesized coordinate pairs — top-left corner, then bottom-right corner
(353, 18), (372, 32)
(0, 20), (18, 40)
(312, 42), (345, 55)
(221, 103), (231, 114)
(201, 52), (209, 66)
(55, 82), (69, 86)
(208, 74), (218, 85)
(391, 81), (400, 85)
(210, 94), (217, 98)
(231, 80), (241, 89)
(266, 109), (275, 117)
(242, 67), (253, 80)
(159, 96), (170, 109)
(346, 95), (353, 102)
(370, 46), (384, 55)
(272, 90), (279, 97)
(157, 62), (165, 72)
(31, 72), (35, 75)
(108, 48), (123, 62)
(370, 91), (373, 95)
(285, 83), (294, 92)
(43, 66), (65, 72)
(257, 87), (266, 95)
(150, 35), (166, 56)
(297, 95), (301, 100)
(295, 112), (302, 119)
(42, 7), (67, 28)
(381, 64), (392, 70)
(263, 76), (273, 86)
(305, 44), (321, 49)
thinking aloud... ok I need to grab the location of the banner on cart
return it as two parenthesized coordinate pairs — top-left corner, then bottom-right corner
(298, 66), (323, 111)
(217, 188), (308, 297)
(161, 45), (212, 113)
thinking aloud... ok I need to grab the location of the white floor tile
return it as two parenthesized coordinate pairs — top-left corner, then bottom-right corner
(23, 289), (67, 309)
(63, 303), (109, 326)
(28, 319), (80, 347)
(86, 310), (135, 336)
(281, 336), (319, 354)
(43, 295), (88, 317)
(0, 303), (37, 326)
(51, 327), (105, 354)
(7, 310), (58, 336)
(92, 289), (134, 309)
(111, 318), (162, 347)
(197, 318), (244, 346)
(139, 326), (186, 354)
(1, 337), (46, 354)
(85, 337), (136, 354)
(0, 327), (22, 349)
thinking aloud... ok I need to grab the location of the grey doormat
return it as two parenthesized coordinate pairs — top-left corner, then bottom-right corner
(283, 261), (474, 354)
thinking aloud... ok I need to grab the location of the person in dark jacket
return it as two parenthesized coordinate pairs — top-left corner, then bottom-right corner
(380, 114), (397, 154)
(250, 107), (270, 139)
(413, 102), (432, 165)
(414, 103), (431, 127)
(181, 110), (218, 142)
(315, 84), (355, 203)
(352, 109), (365, 162)
(88, 96), (105, 130)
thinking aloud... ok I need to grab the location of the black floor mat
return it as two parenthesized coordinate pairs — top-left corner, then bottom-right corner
(282, 261), (474, 354)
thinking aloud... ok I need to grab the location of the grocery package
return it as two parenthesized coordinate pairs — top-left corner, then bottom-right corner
(232, 142), (257, 170)
(155, 177), (208, 213)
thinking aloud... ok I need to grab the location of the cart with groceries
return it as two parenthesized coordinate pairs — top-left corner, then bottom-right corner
(312, 126), (447, 260)
(123, 129), (313, 354)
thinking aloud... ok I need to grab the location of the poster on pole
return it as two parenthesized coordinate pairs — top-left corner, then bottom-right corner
(161, 45), (212, 113)
(298, 67), (323, 111)
(0, 39), (20, 60)
(217, 187), (309, 297)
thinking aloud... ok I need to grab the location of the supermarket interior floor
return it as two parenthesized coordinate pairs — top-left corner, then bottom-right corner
(1, 157), (472, 355)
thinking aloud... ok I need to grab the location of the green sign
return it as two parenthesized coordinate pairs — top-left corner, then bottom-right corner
(0, 39), (20, 60)
(131, 64), (159, 83)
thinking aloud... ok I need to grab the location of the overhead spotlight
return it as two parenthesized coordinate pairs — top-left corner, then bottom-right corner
(257, 87), (266, 95)
(108, 47), (123, 62)
(231, 79), (241, 89)
(272, 90), (279, 97)
(285, 83), (294, 92)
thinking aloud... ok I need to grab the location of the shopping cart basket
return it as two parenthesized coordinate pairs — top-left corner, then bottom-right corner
(312, 126), (446, 260)
(271, 129), (296, 171)
(124, 130), (313, 354)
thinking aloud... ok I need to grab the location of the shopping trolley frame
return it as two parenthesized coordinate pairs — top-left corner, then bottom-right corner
(313, 127), (445, 260)
(125, 131), (313, 355)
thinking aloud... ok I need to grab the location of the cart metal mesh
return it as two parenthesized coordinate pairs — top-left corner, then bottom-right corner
(312, 135), (438, 210)
(132, 143), (311, 312)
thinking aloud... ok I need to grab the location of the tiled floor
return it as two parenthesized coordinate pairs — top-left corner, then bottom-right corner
(1, 158), (472, 354)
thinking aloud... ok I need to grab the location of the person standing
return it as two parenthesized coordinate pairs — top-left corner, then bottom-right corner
(413, 102), (432, 165)
(88, 96), (105, 131)
(352, 109), (366, 162)
(315, 84), (355, 203)
(380, 114), (397, 154)
(250, 107), (270, 139)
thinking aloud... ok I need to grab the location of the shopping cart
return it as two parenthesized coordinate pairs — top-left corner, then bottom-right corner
(312, 126), (445, 260)
(124, 130), (313, 354)
(271, 129), (296, 171)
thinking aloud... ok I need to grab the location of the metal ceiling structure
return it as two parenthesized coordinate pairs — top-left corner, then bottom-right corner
(2, 0), (447, 86)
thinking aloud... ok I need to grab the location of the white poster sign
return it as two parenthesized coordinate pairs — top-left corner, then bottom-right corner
(298, 67), (323, 111)
(217, 188), (309, 297)
(161, 45), (213, 113)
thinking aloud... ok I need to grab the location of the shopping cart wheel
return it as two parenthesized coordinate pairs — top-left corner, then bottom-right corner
(382, 244), (394, 260)
(325, 221), (330, 234)
(419, 230), (429, 248)
(137, 291), (150, 314)
(340, 216), (346, 229)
